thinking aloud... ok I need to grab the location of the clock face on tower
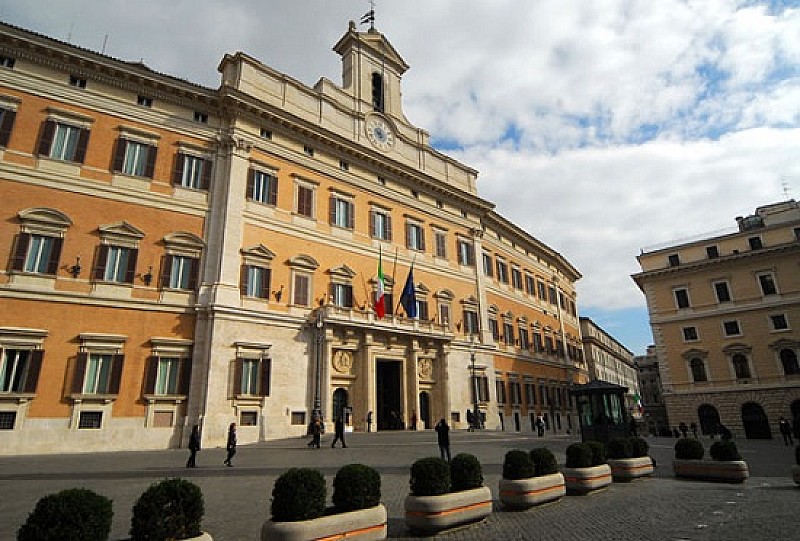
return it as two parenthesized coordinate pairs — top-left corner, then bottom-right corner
(365, 116), (396, 151)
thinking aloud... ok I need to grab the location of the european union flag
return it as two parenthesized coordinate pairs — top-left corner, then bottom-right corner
(400, 267), (417, 318)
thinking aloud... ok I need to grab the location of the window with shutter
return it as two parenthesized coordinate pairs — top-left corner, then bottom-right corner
(173, 153), (210, 190)
(0, 107), (16, 147)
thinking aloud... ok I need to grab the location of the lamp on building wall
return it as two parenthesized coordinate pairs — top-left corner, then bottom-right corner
(142, 266), (153, 286)
(273, 284), (284, 302)
(69, 256), (81, 278)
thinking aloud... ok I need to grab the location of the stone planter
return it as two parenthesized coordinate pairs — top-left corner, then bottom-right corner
(404, 486), (492, 535)
(261, 504), (387, 541)
(791, 465), (800, 485)
(499, 472), (565, 509)
(185, 534), (213, 541)
(608, 456), (654, 482)
(673, 459), (749, 484)
(562, 464), (612, 495)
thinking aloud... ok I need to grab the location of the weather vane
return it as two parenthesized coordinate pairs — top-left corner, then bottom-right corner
(360, 0), (376, 30)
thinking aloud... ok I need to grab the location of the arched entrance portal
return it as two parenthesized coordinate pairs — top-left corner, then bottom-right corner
(332, 388), (348, 422)
(419, 391), (431, 429)
(376, 359), (403, 430)
(741, 402), (771, 439)
(697, 404), (720, 436)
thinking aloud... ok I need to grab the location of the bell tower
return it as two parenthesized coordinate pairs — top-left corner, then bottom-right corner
(333, 20), (410, 123)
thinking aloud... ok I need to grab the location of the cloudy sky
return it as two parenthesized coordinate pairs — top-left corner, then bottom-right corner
(3, 1), (799, 354)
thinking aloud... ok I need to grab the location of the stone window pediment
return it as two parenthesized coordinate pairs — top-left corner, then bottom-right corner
(98, 222), (144, 247)
(434, 289), (454, 301)
(722, 343), (752, 355)
(327, 264), (356, 280)
(18, 207), (72, 235)
(288, 254), (319, 271)
(460, 295), (479, 307)
(681, 348), (708, 361)
(241, 244), (276, 266)
(164, 231), (204, 257)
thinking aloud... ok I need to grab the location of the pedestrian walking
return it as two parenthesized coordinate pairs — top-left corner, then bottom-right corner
(536, 415), (545, 437)
(186, 425), (200, 468)
(331, 417), (347, 448)
(223, 422), (236, 466)
(779, 416), (794, 446)
(307, 418), (322, 448)
(435, 418), (451, 461)
(366, 411), (373, 433)
(690, 422), (698, 438)
(466, 409), (475, 432)
(679, 422), (688, 438)
(410, 410), (417, 430)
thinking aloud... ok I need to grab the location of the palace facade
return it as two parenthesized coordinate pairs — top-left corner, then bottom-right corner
(633, 201), (800, 438)
(0, 20), (585, 455)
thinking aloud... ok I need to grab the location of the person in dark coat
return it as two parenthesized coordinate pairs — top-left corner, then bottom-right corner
(331, 417), (347, 448)
(223, 422), (237, 466)
(186, 425), (201, 468)
(307, 418), (322, 448)
(435, 418), (451, 461)
(778, 417), (793, 446)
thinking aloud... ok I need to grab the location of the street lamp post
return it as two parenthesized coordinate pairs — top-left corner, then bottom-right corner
(470, 334), (480, 431)
(313, 308), (324, 420)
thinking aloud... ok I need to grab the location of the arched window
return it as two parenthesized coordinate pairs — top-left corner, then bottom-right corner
(781, 349), (799, 375)
(371, 72), (384, 112)
(690, 358), (707, 382)
(731, 354), (751, 379)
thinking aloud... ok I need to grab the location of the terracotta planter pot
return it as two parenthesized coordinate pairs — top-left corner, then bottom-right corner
(561, 464), (612, 494)
(791, 465), (800, 485)
(404, 486), (492, 534)
(261, 504), (387, 541)
(608, 456), (654, 482)
(499, 472), (565, 509)
(673, 459), (749, 483)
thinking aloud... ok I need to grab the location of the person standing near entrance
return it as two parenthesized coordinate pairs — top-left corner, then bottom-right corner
(331, 417), (347, 448)
(366, 411), (373, 432)
(186, 425), (201, 468)
(410, 410), (417, 430)
(223, 423), (237, 467)
(779, 417), (793, 446)
(435, 418), (451, 461)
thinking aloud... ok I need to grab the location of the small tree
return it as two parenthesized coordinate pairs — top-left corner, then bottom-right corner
(629, 436), (649, 458)
(502, 450), (535, 480)
(410, 457), (450, 496)
(585, 440), (607, 466)
(271, 468), (326, 522)
(18, 488), (113, 541)
(606, 438), (633, 459)
(130, 478), (204, 541)
(565, 443), (593, 468)
(709, 440), (741, 461)
(530, 447), (559, 476)
(450, 453), (483, 492)
(332, 464), (381, 512)
(675, 438), (704, 460)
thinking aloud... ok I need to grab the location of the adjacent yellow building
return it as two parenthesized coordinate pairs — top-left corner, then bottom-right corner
(0, 20), (585, 454)
(633, 201), (800, 438)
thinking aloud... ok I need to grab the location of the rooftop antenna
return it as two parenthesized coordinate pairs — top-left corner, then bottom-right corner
(101, 34), (108, 55)
(360, 0), (376, 31)
(66, 22), (74, 43)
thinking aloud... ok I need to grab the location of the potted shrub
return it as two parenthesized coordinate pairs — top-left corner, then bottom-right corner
(606, 437), (654, 482)
(18, 487), (113, 541)
(499, 448), (565, 509)
(131, 478), (210, 541)
(405, 454), (492, 534)
(561, 441), (612, 494)
(673, 438), (748, 483)
(793, 445), (800, 485)
(261, 465), (386, 541)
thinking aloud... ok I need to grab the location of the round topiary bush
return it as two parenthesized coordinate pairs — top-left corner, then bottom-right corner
(410, 457), (450, 496)
(271, 468), (326, 522)
(17, 487), (113, 541)
(450, 453), (484, 492)
(629, 436), (649, 458)
(530, 447), (559, 476)
(585, 440), (607, 466)
(565, 443), (593, 468)
(709, 440), (741, 461)
(130, 478), (204, 541)
(606, 438), (633, 459)
(502, 450), (535, 480)
(675, 438), (704, 460)
(332, 463), (381, 513)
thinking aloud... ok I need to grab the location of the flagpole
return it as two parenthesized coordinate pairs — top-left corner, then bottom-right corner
(395, 255), (416, 316)
(359, 271), (370, 312)
(389, 247), (398, 315)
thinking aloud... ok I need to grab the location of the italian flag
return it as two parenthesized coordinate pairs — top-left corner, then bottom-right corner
(375, 249), (386, 318)
(633, 392), (643, 415)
